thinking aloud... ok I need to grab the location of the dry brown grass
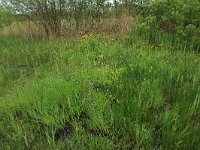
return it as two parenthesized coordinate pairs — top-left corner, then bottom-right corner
(67, 12), (134, 36)
(0, 21), (46, 38)
(0, 12), (134, 39)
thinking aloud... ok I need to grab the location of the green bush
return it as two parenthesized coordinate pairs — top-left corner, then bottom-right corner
(0, 9), (14, 30)
(136, 0), (200, 51)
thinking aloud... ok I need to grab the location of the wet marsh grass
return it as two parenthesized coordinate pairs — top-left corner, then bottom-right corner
(0, 35), (199, 149)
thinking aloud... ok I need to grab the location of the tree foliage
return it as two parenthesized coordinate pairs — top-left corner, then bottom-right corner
(1, 0), (199, 41)
(140, 0), (200, 39)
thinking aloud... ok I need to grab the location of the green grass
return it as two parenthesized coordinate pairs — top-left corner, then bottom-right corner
(0, 35), (199, 149)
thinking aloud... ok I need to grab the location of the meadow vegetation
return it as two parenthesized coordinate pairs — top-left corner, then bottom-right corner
(0, 0), (200, 149)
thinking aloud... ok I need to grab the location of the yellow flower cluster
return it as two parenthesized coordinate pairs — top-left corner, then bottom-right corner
(80, 33), (95, 42)
(80, 33), (114, 43)
(95, 67), (124, 85)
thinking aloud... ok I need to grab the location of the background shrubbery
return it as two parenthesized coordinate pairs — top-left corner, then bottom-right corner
(138, 0), (200, 45)
(0, 0), (199, 51)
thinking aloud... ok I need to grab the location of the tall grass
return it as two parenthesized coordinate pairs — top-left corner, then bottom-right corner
(135, 28), (200, 53)
(0, 35), (199, 149)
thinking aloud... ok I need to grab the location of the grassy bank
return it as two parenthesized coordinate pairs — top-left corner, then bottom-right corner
(0, 35), (199, 149)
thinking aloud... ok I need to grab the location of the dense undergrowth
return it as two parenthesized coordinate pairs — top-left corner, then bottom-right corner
(0, 34), (199, 149)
